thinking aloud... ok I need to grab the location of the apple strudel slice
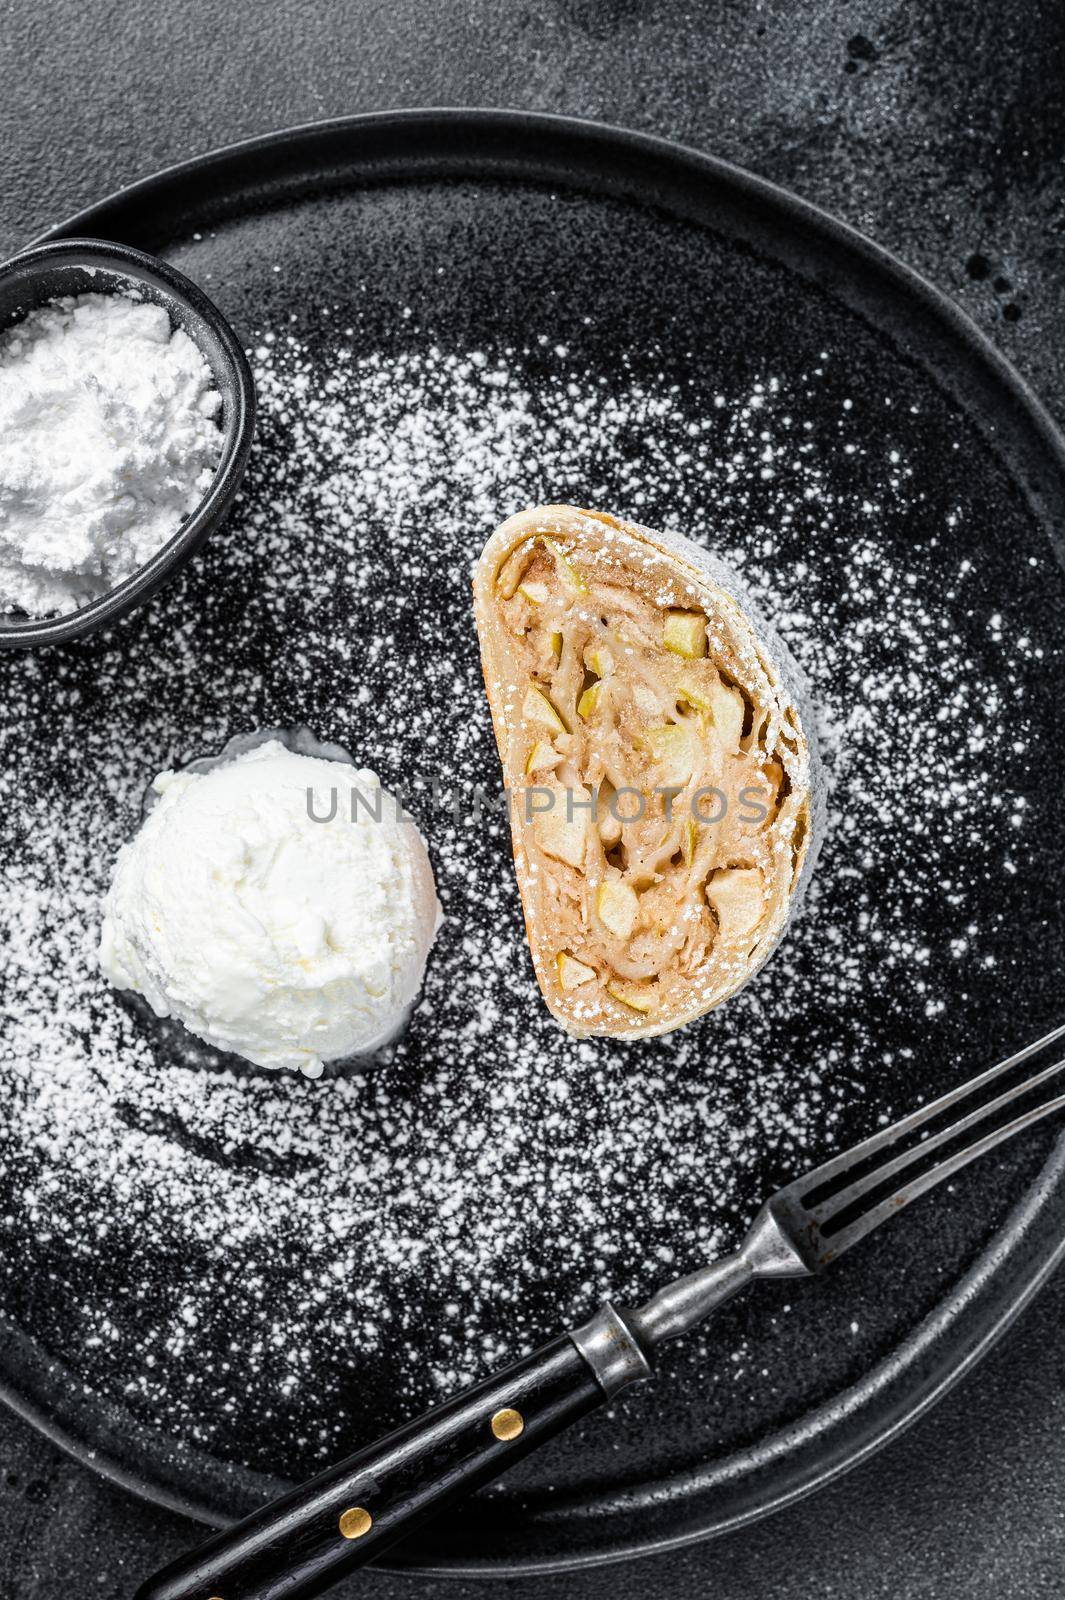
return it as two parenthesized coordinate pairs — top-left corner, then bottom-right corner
(473, 505), (819, 1040)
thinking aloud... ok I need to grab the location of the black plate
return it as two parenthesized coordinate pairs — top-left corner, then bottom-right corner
(1, 111), (1063, 1575)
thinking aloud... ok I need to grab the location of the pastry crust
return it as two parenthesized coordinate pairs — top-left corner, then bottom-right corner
(473, 505), (818, 1039)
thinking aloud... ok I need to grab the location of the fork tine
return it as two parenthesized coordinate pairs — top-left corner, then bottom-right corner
(628, 1021), (1065, 1351)
(805, 1052), (1065, 1225)
(793, 1019), (1065, 1206)
(813, 1083), (1065, 1264)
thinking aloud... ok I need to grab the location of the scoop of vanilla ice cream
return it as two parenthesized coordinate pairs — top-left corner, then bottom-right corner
(99, 740), (442, 1077)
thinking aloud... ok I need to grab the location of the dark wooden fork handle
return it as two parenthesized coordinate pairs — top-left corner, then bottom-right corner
(134, 1306), (650, 1600)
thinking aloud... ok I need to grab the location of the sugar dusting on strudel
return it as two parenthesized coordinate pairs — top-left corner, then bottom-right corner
(473, 505), (820, 1039)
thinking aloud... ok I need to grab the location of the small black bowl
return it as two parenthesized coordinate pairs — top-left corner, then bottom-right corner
(0, 237), (256, 648)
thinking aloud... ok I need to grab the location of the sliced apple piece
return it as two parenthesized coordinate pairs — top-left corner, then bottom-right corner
(645, 723), (695, 787)
(598, 805), (623, 848)
(663, 610), (707, 659)
(585, 644), (614, 678)
(676, 675), (712, 714)
(607, 981), (655, 1014)
(519, 580), (550, 604)
(706, 866), (765, 939)
(597, 784), (623, 846)
(536, 814), (587, 870)
(707, 678), (745, 752)
(577, 681), (602, 720)
(526, 740), (561, 776)
(523, 685), (567, 734)
(556, 952), (597, 991)
(496, 544), (536, 598)
(542, 536), (587, 593)
(596, 880), (639, 940)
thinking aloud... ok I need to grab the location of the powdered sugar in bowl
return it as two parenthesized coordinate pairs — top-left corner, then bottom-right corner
(0, 237), (255, 648)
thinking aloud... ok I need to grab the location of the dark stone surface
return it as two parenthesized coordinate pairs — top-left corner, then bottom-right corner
(4, 1269), (1065, 1598)
(1, 0), (1064, 1595)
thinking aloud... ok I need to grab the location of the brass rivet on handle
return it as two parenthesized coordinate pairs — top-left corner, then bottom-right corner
(490, 1407), (525, 1441)
(339, 1505), (373, 1540)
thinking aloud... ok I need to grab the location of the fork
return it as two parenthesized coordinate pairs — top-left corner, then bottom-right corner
(136, 1020), (1065, 1600)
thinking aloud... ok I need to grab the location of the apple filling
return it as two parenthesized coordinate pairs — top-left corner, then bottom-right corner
(474, 506), (815, 1039)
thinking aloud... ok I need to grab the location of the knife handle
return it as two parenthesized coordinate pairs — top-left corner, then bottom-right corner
(134, 1305), (650, 1600)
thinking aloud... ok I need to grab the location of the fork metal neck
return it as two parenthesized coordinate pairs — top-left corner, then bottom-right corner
(570, 1203), (815, 1397)
(627, 1201), (814, 1353)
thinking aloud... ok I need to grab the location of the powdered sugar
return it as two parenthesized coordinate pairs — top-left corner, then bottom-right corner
(0, 321), (1052, 1472)
(0, 292), (221, 617)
